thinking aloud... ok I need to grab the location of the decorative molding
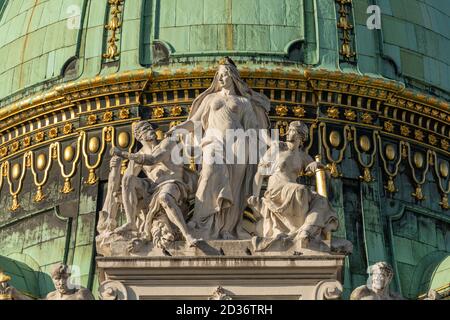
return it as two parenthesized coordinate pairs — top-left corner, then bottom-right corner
(103, 0), (125, 61)
(99, 280), (128, 300)
(0, 68), (448, 211)
(208, 286), (233, 300)
(313, 280), (343, 300)
(335, 0), (357, 64)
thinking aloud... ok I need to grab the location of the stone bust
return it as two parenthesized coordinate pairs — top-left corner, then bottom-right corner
(46, 264), (94, 300)
(350, 262), (402, 300)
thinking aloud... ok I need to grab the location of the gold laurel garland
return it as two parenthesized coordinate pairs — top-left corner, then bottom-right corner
(30, 144), (55, 203)
(351, 127), (378, 183)
(81, 127), (110, 185)
(5, 155), (28, 211)
(377, 137), (405, 194)
(432, 151), (450, 209)
(320, 123), (351, 178)
(56, 136), (83, 194)
(404, 142), (432, 201)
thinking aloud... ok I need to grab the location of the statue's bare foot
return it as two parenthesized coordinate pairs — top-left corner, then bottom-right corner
(114, 223), (137, 235)
(298, 231), (311, 248)
(299, 236), (310, 248)
(185, 235), (202, 248)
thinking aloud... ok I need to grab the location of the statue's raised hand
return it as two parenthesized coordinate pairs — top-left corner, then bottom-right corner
(110, 146), (130, 160)
(110, 146), (122, 157)
(305, 161), (324, 173)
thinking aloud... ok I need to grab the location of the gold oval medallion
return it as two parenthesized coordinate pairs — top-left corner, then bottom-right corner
(64, 146), (75, 162)
(439, 161), (449, 178)
(118, 132), (130, 148)
(414, 152), (424, 169)
(88, 137), (100, 153)
(36, 154), (47, 170)
(329, 131), (341, 148)
(359, 135), (371, 152)
(385, 144), (396, 161)
(12, 163), (21, 180)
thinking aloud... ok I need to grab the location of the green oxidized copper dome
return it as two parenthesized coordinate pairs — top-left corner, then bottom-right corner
(0, 0), (449, 104)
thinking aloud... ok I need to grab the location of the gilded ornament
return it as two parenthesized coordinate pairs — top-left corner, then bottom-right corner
(326, 162), (342, 178)
(35, 131), (45, 142)
(169, 121), (182, 129)
(401, 144), (408, 159)
(327, 107), (340, 119)
(62, 178), (74, 194)
(0, 147), (8, 157)
(439, 161), (449, 178)
(442, 139), (449, 150)
(413, 152), (424, 169)
(359, 167), (374, 183)
(439, 194), (449, 210)
(11, 141), (19, 152)
(428, 153), (434, 166)
(400, 125), (410, 137)
(105, 127), (113, 142)
(170, 106), (183, 117)
(1, 163), (7, 176)
(51, 147), (57, 161)
(275, 121), (289, 137)
(103, 0), (124, 60)
(25, 153), (32, 167)
(288, 81), (297, 89)
(86, 169), (98, 185)
(10, 195), (20, 211)
(385, 177), (398, 193)
(87, 114), (97, 125)
(414, 130), (424, 142)
(118, 132), (130, 148)
(385, 144), (396, 161)
(36, 154), (47, 170)
(428, 134), (437, 146)
(155, 129), (164, 141)
(344, 109), (356, 121)
(63, 123), (73, 135)
(49, 127), (58, 139)
(275, 105), (288, 117)
(152, 107), (165, 119)
(293, 106), (305, 118)
(88, 137), (100, 153)
(12, 163), (21, 180)
(118, 108), (130, 119)
(103, 111), (113, 122)
(34, 187), (45, 202)
(412, 185), (425, 201)
(359, 135), (371, 152)
(384, 121), (394, 133)
(329, 131), (341, 147)
(22, 136), (31, 147)
(361, 113), (373, 124)
(64, 146), (75, 162)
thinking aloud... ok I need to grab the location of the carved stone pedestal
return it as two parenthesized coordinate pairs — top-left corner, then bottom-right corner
(97, 242), (345, 300)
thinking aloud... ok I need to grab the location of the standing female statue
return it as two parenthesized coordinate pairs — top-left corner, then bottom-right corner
(169, 57), (270, 240)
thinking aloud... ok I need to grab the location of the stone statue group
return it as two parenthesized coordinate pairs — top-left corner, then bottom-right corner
(0, 58), (415, 300)
(96, 57), (341, 255)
